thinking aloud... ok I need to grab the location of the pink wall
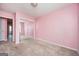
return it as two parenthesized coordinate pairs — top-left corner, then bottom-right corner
(36, 4), (78, 50)
(0, 10), (14, 19)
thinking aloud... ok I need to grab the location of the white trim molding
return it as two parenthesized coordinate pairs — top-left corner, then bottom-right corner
(35, 37), (78, 53)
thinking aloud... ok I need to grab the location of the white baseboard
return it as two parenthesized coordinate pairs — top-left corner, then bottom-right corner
(36, 37), (78, 52)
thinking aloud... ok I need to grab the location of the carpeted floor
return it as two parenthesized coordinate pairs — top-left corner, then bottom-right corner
(0, 39), (79, 56)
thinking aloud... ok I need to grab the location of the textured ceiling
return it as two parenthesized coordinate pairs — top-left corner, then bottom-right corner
(0, 3), (70, 18)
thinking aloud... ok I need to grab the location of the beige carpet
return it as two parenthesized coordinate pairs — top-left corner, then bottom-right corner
(0, 39), (78, 56)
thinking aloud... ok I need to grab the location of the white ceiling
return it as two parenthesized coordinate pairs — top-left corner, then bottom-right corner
(0, 3), (70, 18)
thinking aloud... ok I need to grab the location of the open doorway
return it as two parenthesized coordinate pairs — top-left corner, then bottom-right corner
(7, 19), (13, 42)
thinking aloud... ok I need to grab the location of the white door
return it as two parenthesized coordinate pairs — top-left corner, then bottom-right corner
(0, 18), (7, 41)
